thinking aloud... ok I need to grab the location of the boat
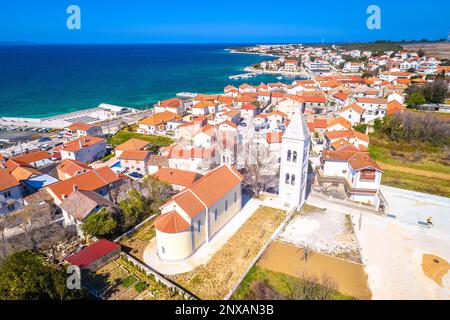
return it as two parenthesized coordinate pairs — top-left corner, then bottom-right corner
(276, 76), (283, 80)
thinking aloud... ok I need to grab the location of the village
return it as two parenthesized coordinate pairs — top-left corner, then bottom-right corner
(1, 43), (449, 300)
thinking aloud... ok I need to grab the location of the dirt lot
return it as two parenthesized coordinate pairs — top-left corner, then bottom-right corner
(258, 241), (372, 299)
(170, 206), (286, 300)
(404, 42), (450, 60)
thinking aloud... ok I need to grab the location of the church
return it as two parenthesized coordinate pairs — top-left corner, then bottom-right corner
(278, 110), (311, 209)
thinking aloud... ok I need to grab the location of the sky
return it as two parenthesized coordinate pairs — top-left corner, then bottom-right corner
(0, 0), (449, 44)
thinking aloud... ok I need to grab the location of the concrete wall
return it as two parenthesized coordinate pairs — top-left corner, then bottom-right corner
(156, 229), (193, 261)
(208, 184), (242, 238)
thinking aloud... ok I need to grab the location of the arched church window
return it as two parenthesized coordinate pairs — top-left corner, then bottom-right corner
(291, 174), (296, 185)
(293, 151), (297, 163)
(287, 150), (292, 161)
(285, 173), (290, 184)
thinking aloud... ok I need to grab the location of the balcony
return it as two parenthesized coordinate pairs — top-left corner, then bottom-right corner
(316, 166), (377, 195)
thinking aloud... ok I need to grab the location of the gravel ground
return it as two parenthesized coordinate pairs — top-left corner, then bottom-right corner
(278, 208), (359, 259)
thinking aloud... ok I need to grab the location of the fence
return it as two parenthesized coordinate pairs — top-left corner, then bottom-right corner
(120, 252), (199, 300)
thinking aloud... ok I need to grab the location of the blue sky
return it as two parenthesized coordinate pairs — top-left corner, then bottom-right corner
(1, 0), (449, 43)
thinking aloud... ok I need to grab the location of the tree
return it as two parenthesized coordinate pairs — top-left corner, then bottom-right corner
(119, 189), (149, 229)
(406, 91), (426, 107)
(0, 251), (84, 300)
(285, 273), (338, 300)
(247, 280), (285, 300)
(417, 49), (425, 57)
(423, 79), (448, 104)
(81, 208), (118, 238)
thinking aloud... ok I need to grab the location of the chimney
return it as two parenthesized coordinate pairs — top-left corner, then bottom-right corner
(79, 138), (83, 149)
(62, 194), (68, 200)
(73, 184), (78, 192)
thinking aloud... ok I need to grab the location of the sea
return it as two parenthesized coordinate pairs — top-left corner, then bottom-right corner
(0, 44), (304, 118)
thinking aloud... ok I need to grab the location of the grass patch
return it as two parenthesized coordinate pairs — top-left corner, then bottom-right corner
(369, 136), (450, 174)
(100, 153), (115, 162)
(134, 281), (149, 293)
(171, 206), (286, 300)
(232, 265), (353, 300)
(107, 130), (173, 148)
(382, 169), (450, 197)
(121, 274), (138, 288)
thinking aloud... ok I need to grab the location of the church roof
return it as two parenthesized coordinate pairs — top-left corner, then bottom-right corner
(282, 111), (310, 141)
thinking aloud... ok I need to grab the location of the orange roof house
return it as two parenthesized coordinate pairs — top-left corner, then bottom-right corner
(46, 166), (128, 204)
(139, 111), (180, 127)
(154, 168), (202, 189)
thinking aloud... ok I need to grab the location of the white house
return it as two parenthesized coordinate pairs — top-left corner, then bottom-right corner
(319, 150), (383, 207)
(0, 171), (24, 214)
(339, 103), (365, 126)
(60, 136), (106, 164)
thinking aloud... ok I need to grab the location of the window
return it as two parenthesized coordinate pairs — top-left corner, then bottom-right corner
(287, 150), (292, 161)
(7, 203), (15, 212)
(234, 192), (237, 203)
(291, 174), (296, 185)
(292, 151), (297, 163)
(285, 173), (290, 184)
(161, 246), (166, 254)
(197, 221), (201, 232)
(3, 191), (11, 199)
(215, 208), (218, 221)
(225, 200), (228, 211)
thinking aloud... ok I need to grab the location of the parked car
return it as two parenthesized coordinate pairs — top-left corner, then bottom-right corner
(38, 137), (51, 143)
(129, 172), (144, 179)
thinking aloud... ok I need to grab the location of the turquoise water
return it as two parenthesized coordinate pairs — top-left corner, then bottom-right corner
(0, 44), (301, 118)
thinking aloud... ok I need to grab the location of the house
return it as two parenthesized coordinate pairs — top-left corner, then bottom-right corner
(138, 111), (181, 134)
(167, 147), (216, 174)
(9, 150), (53, 168)
(46, 166), (128, 205)
(224, 109), (241, 124)
(0, 171), (24, 214)
(60, 136), (106, 164)
(356, 97), (388, 123)
(147, 155), (169, 175)
(153, 98), (187, 115)
(60, 190), (116, 236)
(333, 92), (349, 106)
(318, 150), (383, 207)
(387, 100), (404, 116)
(240, 104), (258, 121)
(114, 138), (150, 157)
(192, 101), (217, 116)
(284, 60), (299, 72)
(119, 150), (152, 175)
(266, 131), (284, 154)
(65, 239), (121, 272)
(154, 168), (202, 191)
(56, 159), (92, 180)
(65, 122), (102, 138)
(339, 103), (364, 126)
(324, 130), (369, 150)
(327, 117), (352, 132)
(154, 165), (243, 261)
(174, 117), (208, 141)
(266, 111), (288, 131)
(193, 125), (216, 149)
